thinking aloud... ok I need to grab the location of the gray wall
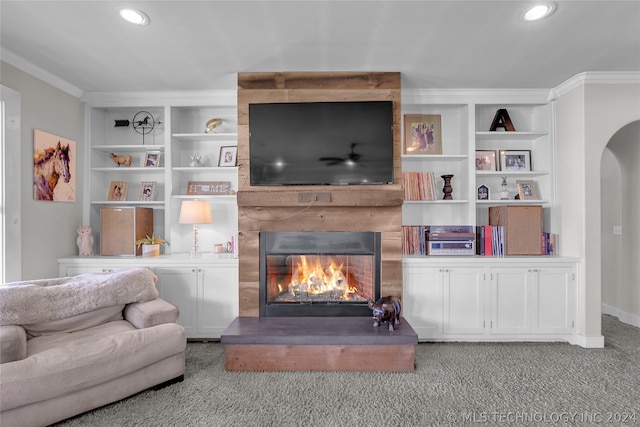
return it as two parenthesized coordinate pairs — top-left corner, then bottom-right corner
(1, 61), (85, 279)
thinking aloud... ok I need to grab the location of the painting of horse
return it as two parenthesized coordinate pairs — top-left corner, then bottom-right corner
(33, 130), (76, 202)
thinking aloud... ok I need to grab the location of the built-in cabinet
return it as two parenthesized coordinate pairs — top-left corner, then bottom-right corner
(403, 257), (577, 343)
(58, 256), (238, 339)
(85, 97), (238, 257)
(401, 93), (554, 228)
(68, 88), (576, 344)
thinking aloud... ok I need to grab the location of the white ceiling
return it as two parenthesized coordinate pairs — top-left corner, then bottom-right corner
(1, 0), (639, 96)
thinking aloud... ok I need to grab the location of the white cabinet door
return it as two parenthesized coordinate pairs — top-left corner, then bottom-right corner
(490, 267), (532, 334)
(442, 267), (485, 334)
(197, 266), (239, 337)
(532, 267), (575, 333)
(403, 265), (442, 337)
(155, 267), (198, 337)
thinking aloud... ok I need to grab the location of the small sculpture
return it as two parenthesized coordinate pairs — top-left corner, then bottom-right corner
(369, 296), (402, 331)
(76, 226), (94, 256)
(189, 152), (205, 167)
(501, 177), (509, 200)
(109, 153), (132, 167)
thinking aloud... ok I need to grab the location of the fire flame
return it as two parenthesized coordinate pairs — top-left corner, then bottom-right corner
(281, 255), (358, 299)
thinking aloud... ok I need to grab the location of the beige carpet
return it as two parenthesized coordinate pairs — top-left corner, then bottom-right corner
(55, 315), (640, 426)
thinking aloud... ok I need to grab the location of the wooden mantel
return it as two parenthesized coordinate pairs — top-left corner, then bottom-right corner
(237, 72), (403, 316)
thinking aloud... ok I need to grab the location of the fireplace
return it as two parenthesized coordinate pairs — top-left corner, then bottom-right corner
(259, 231), (381, 316)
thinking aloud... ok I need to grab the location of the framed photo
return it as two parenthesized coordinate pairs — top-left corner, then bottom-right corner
(143, 151), (161, 167)
(499, 150), (531, 171)
(477, 184), (490, 200)
(516, 180), (538, 200)
(137, 181), (157, 201)
(218, 146), (238, 167)
(186, 181), (230, 195)
(475, 150), (498, 171)
(404, 114), (442, 154)
(108, 181), (128, 201)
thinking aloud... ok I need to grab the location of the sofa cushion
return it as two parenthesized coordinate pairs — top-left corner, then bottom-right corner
(24, 304), (124, 337)
(0, 326), (27, 363)
(124, 299), (179, 329)
(0, 320), (186, 412)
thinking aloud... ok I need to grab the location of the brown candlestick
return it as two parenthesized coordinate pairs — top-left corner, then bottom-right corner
(441, 174), (454, 200)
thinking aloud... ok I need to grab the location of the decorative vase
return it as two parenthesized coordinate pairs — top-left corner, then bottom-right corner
(441, 174), (454, 200)
(142, 244), (160, 257)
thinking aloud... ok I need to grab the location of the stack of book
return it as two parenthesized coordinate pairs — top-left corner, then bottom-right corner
(542, 232), (558, 255)
(425, 225), (475, 256)
(402, 225), (427, 255)
(476, 226), (558, 256)
(475, 225), (505, 256)
(402, 172), (437, 201)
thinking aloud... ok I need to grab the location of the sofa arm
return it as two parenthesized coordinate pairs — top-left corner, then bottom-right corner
(0, 325), (27, 364)
(124, 298), (180, 329)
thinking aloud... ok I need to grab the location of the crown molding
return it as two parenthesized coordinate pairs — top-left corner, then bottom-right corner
(550, 72), (640, 100)
(0, 48), (85, 99)
(401, 88), (552, 105)
(82, 90), (237, 107)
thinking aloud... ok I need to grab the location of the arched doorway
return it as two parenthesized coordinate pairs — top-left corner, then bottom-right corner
(600, 120), (640, 327)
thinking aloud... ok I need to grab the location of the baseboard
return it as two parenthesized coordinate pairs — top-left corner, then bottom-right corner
(574, 334), (605, 348)
(601, 303), (640, 328)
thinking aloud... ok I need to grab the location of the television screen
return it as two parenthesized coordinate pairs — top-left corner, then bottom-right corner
(249, 101), (394, 186)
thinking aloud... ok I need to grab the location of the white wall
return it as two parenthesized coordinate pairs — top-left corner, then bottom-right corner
(556, 79), (640, 345)
(0, 61), (85, 280)
(600, 148), (622, 313)
(602, 121), (640, 326)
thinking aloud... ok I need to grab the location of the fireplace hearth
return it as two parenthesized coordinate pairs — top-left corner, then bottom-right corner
(259, 231), (381, 316)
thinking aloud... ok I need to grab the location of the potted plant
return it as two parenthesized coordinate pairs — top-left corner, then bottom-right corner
(135, 234), (167, 257)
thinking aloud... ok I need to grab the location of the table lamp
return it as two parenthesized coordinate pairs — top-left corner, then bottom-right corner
(178, 200), (212, 255)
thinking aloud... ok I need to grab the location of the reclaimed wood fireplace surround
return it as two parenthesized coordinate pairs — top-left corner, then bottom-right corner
(224, 72), (416, 371)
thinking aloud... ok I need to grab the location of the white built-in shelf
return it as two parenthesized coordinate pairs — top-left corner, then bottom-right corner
(172, 195), (237, 202)
(475, 131), (548, 141)
(403, 199), (469, 204)
(401, 154), (468, 161)
(476, 171), (549, 177)
(92, 144), (165, 152)
(172, 133), (238, 142)
(90, 201), (165, 207)
(92, 167), (165, 172)
(476, 199), (549, 205)
(172, 167), (239, 172)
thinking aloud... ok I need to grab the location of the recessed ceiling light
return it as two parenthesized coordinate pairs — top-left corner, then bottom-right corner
(523, 3), (556, 21)
(119, 8), (150, 26)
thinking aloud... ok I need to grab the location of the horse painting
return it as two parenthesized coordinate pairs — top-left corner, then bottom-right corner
(33, 141), (72, 201)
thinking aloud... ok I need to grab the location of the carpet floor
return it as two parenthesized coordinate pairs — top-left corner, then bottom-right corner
(55, 315), (640, 426)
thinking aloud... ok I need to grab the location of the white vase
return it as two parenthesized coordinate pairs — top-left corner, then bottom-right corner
(142, 244), (160, 257)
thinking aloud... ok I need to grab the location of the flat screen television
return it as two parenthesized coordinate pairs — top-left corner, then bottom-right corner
(249, 101), (394, 186)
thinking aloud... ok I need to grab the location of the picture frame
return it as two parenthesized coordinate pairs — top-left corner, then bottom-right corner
(137, 181), (157, 201)
(499, 150), (531, 171)
(186, 181), (231, 195)
(143, 151), (161, 167)
(516, 180), (538, 200)
(477, 184), (490, 200)
(475, 150), (498, 171)
(108, 181), (128, 201)
(404, 114), (442, 155)
(218, 146), (238, 167)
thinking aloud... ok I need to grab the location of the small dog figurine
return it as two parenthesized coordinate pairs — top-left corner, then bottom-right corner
(76, 226), (94, 256)
(369, 296), (401, 331)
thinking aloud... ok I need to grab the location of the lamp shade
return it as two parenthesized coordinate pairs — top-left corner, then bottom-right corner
(179, 200), (212, 224)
